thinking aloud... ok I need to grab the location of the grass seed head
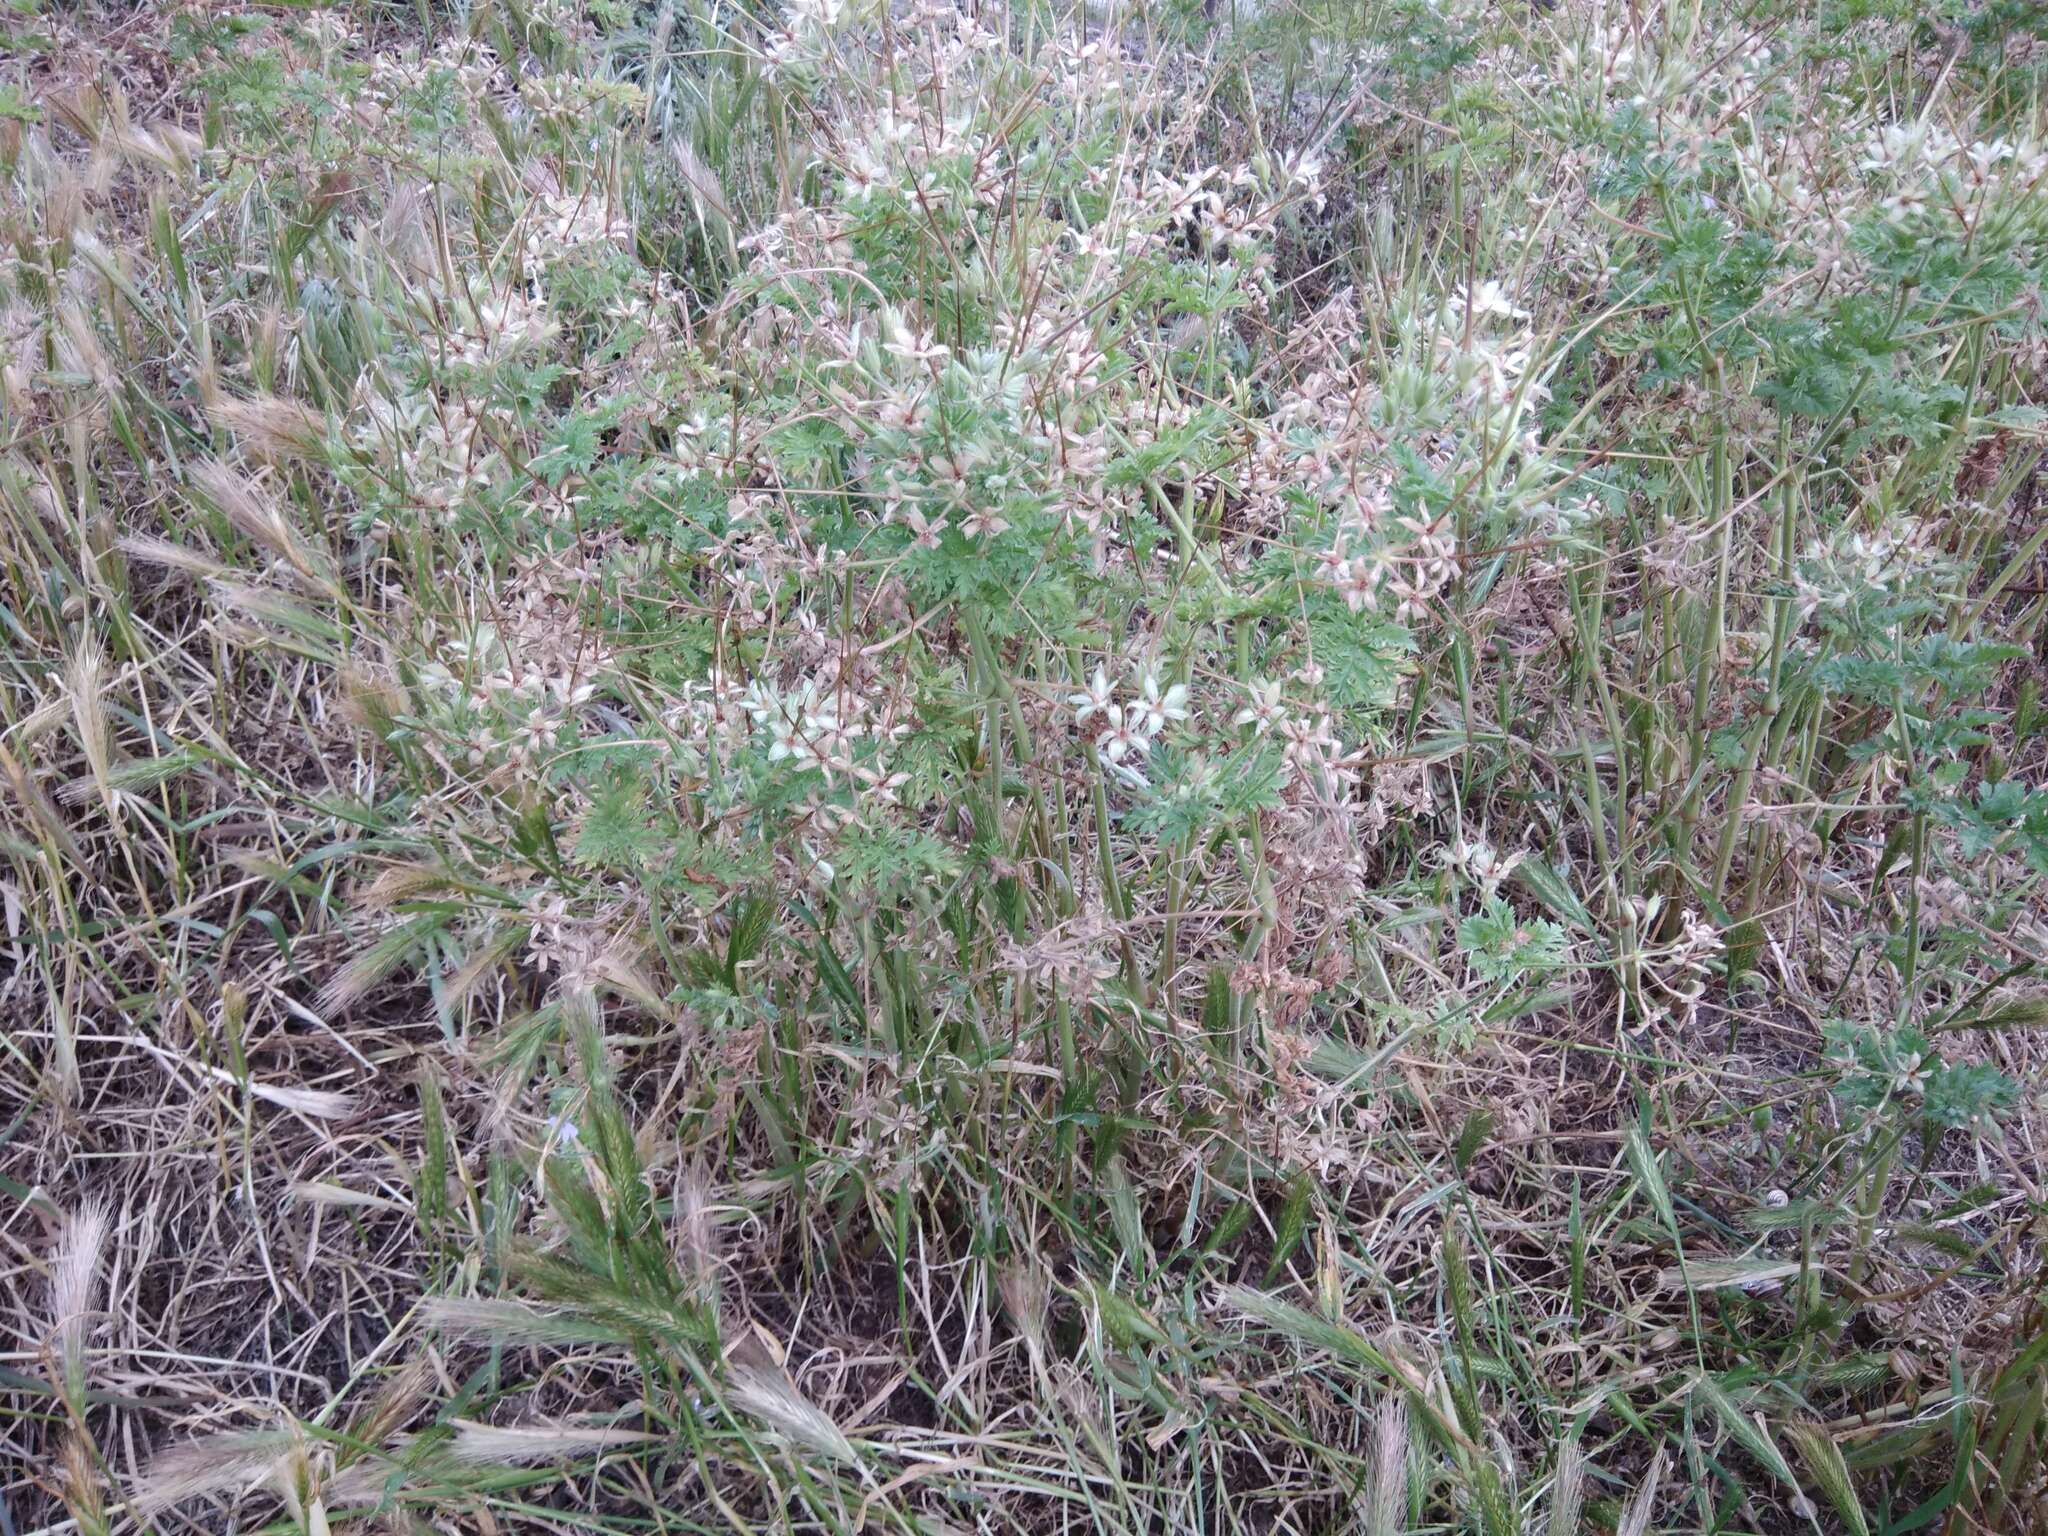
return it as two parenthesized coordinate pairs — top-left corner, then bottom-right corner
(1364, 1395), (1411, 1536)
(445, 1419), (658, 1465)
(725, 1330), (859, 1465)
(132, 1430), (301, 1519)
(50, 1198), (110, 1408)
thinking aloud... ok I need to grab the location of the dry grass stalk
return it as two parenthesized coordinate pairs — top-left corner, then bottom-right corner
(1617, 1453), (1666, 1536)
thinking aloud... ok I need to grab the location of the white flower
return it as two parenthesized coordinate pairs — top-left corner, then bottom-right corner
(1965, 138), (2015, 181)
(1445, 332), (1535, 399)
(1861, 122), (1927, 174)
(1098, 706), (1150, 764)
(1132, 672), (1189, 735)
(1450, 279), (1529, 322)
(767, 713), (811, 764)
(1881, 185), (1931, 223)
(760, 29), (806, 79)
(898, 507), (942, 551)
(1069, 668), (1115, 725)
(1329, 556), (1379, 613)
(790, 0), (845, 30)
(1288, 151), (1326, 213)
(1233, 678), (1287, 736)
(1444, 837), (1524, 893)
(844, 148), (889, 203)
(960, 507), (1010, 541)
(882, 313), (950, 368)
(1386, 573), (1433, 626)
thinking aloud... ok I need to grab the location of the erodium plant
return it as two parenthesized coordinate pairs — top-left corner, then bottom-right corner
(3, 0), (2047, 1532)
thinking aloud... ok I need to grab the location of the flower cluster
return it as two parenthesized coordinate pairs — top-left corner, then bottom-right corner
(1070, 669), (1191, 779)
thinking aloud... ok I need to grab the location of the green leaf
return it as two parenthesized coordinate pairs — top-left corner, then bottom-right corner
(1624, 1122), (1677, 1237)
(1305, 593), (1413, 714)
(1104, 1157), (1152, 1276)
(1511, 858), (1596, 934)
(0, 83), (41, 123)
(1222, 1286), (1468, 1453)
(815, 940), (864, 1020)
(1264, 1169), (1314, 1283)
(1459, 896), (1569, 984)
(1692, 1376), (1801, 1493)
